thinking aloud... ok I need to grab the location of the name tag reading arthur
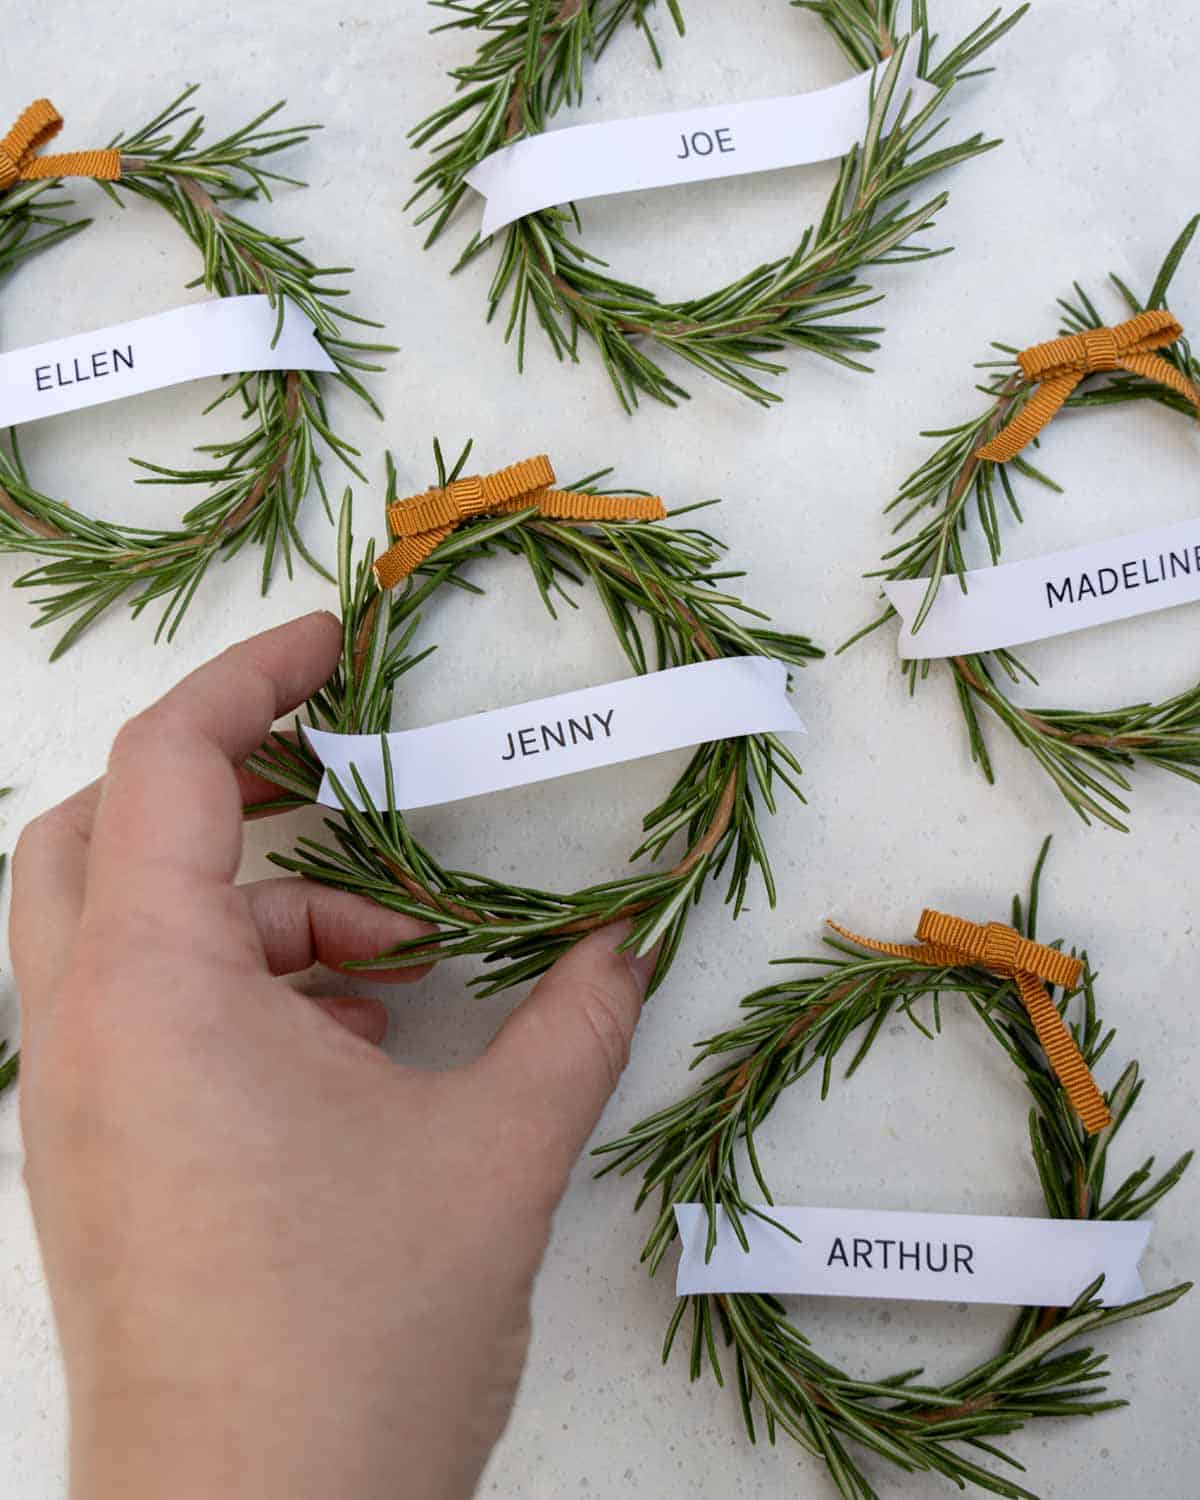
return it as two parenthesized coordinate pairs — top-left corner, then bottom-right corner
(305, 656), (804, 813)
(674, 1204), (1153, 1308)
(0, 295), (336, 429)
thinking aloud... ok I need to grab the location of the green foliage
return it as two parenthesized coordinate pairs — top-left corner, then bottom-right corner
(847, 217), (1200, 831)
(250, 443), (818, 996)
(410, 0), (1026, 409)
(596, 841), (1191, 1498)
(0, 88), (391, 657)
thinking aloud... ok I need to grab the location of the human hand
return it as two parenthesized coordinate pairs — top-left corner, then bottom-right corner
(11, 612), (651, 1500)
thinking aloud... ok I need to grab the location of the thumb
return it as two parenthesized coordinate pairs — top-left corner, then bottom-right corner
(475, 922), (654, 1183)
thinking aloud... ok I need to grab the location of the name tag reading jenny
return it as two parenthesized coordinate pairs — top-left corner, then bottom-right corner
(304, 657), (805, 813)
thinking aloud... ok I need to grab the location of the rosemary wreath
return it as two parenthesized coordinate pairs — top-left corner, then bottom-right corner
(250, 442), (818, 996)
(596, 842), (1191, 1500)
(849, 217), (1200, 831)
(410, 0), (1026, 410)
(0, 89), (389, 657)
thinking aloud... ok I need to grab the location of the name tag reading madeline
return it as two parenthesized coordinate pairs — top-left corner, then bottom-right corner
(305, 657), (803, 812)
(674, 1205), (1152, 1309)
(466, 44), (933, 236)
(884, 516), (1200, 659)
(0, 296), (336, 429)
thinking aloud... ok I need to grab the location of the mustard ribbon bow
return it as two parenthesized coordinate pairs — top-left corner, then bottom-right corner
(373, 454), (668, 589)
(828, 909), (1112, 1135)
(0, 100), (121, 192)
(975, 308), (1200, 464)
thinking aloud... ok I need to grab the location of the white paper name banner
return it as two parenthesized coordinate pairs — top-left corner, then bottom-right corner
(0, 295), (336, 428)
(884, 517), (1200, 659)
(467, 45), (933, 236)
(306, 656), (804, 812)
(674, 1204), (1151, 1308)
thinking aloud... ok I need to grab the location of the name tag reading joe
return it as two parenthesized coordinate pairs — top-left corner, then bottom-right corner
(304, 657), (804, 813)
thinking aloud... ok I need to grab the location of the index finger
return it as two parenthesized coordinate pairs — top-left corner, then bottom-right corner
(86, 610), (342, 917)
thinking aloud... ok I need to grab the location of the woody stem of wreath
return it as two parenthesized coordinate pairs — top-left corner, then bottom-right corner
(348, 529), (739, 933)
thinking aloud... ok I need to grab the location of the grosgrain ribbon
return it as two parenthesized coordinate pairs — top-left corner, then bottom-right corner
(827, 910), (1112, 1135)
(0, 100), (121, 191)
(373, 454), (668, 588)
(975, 309), (1200, 463)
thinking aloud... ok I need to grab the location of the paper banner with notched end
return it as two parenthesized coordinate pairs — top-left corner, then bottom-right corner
(304, 656), (804, 813)
(674, 1204), (1152, 1308)
(883, 516), (1200, 659)
(466, 42), (934, 237)
(0, 295), (337, 429)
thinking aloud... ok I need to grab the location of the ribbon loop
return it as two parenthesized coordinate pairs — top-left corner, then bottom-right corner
(829, 910), (1110, 1135)
(373, 453), (668, 589)
(977, 308), (1200, 464)
(0, 100), (121, 192)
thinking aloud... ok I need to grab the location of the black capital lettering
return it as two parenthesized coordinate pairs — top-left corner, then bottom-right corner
(1098, 567), (1118, 595)
(72, 356), (90, 383)
(1077, 573), (1098, 600)
(1046, 577), (1073, 609)
(690, 130), (714, 156)
(926, 1241), (948, 1273)
(1170, 549), (1191, 578)
(541, 720), (566, 750)
(593, 708), (614, 737)
(852, 1238), (873, 1269)
(876, 1238), (895, 1270)
(1121, 560), (1139, 589)
(827, 1237), (849, 1268)
(55, 361), (73, 387)
(92, 350), (110, 379)
(953, 1243), (975, 1275)
(517, 727), (538, 756)
(500, 732), (516, 762)
(715, 127), (734, 153)
(897, 1242), (920, 1270)
(34, 365), (52, 392)
(675, 132), (690, 160)
(112, 344), (134, 373)
(567, 717), (594, 745)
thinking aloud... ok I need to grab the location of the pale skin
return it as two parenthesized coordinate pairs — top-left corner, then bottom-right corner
(10, 610), (651, 1500)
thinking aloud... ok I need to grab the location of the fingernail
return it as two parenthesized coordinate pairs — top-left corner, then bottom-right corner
(611, 920), (659, 994)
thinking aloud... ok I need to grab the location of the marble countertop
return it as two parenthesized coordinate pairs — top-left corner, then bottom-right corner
(1, 2), (1197, 1495)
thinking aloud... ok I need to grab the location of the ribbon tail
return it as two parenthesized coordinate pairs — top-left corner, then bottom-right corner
(524, 489), (668, 523)
(1118, 352), (1200, 414)
(19, 149), (122, 183)
(825, 922), (932, 965)
(373, 525), (453, 590)
(1014, 971), (1111, 1135)
(976, 372), (1080, 463)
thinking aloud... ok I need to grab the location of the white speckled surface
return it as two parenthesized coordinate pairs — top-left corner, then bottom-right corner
(1, 2), (1198, 1495)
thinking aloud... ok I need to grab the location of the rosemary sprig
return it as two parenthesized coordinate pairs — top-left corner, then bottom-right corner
(409, 0), (1026, 410)
(251, 443), (819, 996)
(846, 217), (1200, 831)
(0, 88), (391, 657)
(596, 841), (1191, 1499)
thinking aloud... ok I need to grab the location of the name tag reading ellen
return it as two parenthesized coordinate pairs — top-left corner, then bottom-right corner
(674, 1204), (1153, 1308)
(0, 296), (336, 429)
(304, 656), (804, 813)
(884, 516), (1200, 659)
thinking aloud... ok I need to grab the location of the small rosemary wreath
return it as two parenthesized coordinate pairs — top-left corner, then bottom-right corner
(850, 217), (1200, 831)
(410, 0), (1025, 410)
(597, 842), (1191, 1500)
(250, 442), (818, 995)
(0, 89), (389, 657)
